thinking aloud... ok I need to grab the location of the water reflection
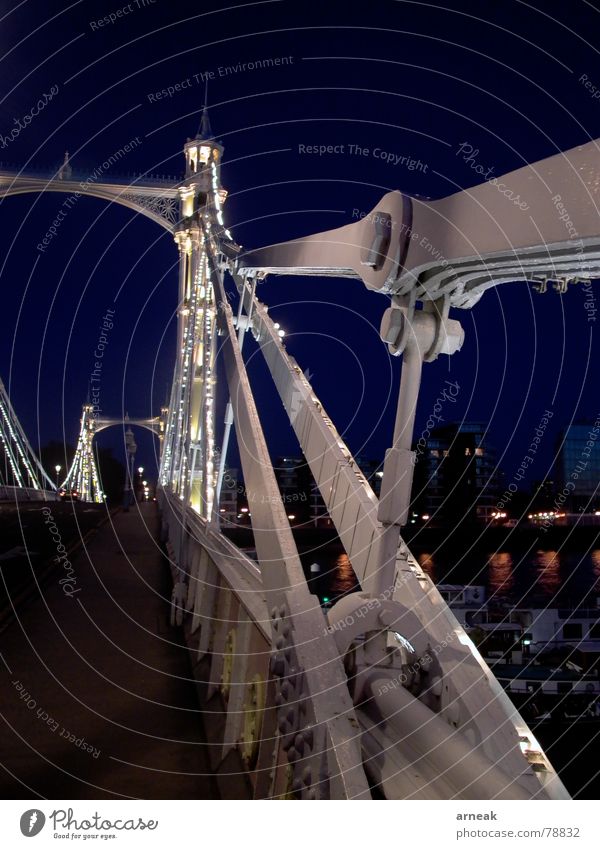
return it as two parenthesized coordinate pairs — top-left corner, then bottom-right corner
(591, 550), (600, 591)
(329, 552), (359, 598)
(534, 550), (561, 597)
(417, 552), (435, 579)
(488, 551), (514, 599)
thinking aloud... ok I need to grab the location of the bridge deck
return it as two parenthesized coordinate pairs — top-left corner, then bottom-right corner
(0, 503), (217, 799)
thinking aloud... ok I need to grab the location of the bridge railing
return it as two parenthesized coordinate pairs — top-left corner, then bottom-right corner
(158, 487), (566, 800)
(159, 488), (298, 798)
(0, 163), (180, 186)
(0, 485), (58, 502)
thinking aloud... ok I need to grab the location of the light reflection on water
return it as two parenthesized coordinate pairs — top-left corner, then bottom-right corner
(417, 552), (435, 579)
(592, 550), (600, 591)
(488, 551), (514, 599)
(534, 550), (561, 596)
(328, 552), (358, 598)
(323, 543), (599, 605)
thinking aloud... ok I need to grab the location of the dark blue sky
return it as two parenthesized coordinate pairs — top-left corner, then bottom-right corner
(1, 0), (599, 484)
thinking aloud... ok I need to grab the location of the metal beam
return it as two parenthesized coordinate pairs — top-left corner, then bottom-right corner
(229, 272), (568, 800)
(238, 138), (600, 308)
(210, 253), (371, 800)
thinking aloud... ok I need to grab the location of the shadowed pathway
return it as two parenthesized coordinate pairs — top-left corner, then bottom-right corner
(0, 502), (217, 799)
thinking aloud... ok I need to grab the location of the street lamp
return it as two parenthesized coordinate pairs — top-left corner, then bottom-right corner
(138, 466), (144, 475)
(54, 464), (61, 489)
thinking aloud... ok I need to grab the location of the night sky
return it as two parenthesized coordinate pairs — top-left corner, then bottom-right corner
(1, 0), (599, 486)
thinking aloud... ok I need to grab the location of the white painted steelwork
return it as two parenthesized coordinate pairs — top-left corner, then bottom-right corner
(5, 127), (593, 799)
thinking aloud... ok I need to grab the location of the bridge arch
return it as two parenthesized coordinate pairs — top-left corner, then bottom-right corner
(93, 416), (165, 438)
(0, 172), (179, 231)
(61, 407), (166, 503)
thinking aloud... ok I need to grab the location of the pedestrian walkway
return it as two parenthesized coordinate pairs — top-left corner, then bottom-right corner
(0, 502), (217, 799)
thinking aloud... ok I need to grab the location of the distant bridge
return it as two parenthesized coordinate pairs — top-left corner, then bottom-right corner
(61, 409), (168, 503)
(0, 377), (55, 495)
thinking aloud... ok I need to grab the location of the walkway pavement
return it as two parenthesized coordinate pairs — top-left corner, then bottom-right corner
(0, 502), (217, 799)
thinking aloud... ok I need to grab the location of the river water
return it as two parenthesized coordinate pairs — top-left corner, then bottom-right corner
(299, 529), (600, 608)
(293, 529), (600, 799)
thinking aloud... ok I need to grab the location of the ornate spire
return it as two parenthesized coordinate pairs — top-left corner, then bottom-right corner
(197, 78), (213, 139)
(57, 150), (72, 181)
(197, 104), (213, 140)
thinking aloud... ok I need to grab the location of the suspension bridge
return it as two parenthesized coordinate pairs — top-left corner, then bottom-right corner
(2, 112), (599, 799)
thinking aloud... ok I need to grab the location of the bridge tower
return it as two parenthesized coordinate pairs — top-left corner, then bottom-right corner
(62, 404), (103, 503)
(160, 108), (224, 519)
(0, 377), (55, 493)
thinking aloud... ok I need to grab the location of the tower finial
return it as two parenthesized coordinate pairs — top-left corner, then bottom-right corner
(57, 150), (72, 181)
(197, 80), (213, 140)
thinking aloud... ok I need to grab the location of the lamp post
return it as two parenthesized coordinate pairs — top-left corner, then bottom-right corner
(54, 464), (61, 490)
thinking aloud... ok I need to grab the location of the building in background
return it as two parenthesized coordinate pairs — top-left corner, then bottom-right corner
(273, 457), (312, 524)
(412, 422), (499, 523)
(530, 479), (558, 512)
(308, 456), (383, 527)
(229, 454), (386, 528)
(355, 456), (384, 498)
(555, 423), (600, 512)
(309, 480), (331, 527)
